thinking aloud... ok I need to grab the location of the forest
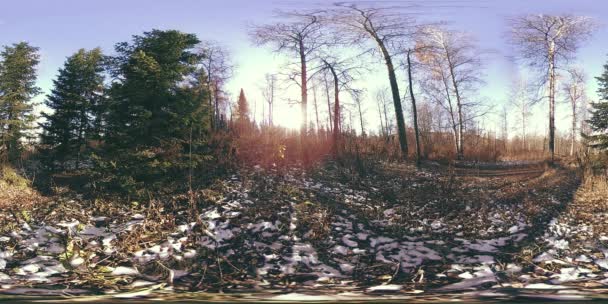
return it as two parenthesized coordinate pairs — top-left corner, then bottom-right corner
(1, 1), (608, 302)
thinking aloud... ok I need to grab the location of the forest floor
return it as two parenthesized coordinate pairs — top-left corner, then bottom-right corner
(1, 160), (608, 302)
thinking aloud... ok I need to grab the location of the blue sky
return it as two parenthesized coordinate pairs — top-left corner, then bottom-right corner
(1, 0), (607, 134)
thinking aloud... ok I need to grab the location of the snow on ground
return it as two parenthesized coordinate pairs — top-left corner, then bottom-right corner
(0, 163), (605, 298)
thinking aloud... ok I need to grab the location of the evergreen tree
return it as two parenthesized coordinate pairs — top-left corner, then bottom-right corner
(0, 42), (40, 162)
(584, 59), (608, 150)
(236, 88), (250, 123)
(100, 29), (211, 195)
(598, 58), (608, 101)
(40, 48), (105, 170)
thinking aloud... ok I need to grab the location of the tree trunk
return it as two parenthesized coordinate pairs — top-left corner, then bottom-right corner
(522, 107), (527, 152)
(268, 99), (273, 126)
(348, 110), (354, 134)
(312, 85), (320, 133)
(206, 58), (216, 130)
(378, 42), (408, 159)
(441, 71), (460, 157)
(268, 75), (274, 126)
(261, 95), (265, 126)
(3, 110), (14, 162)
(377, 98), (386, 137)
(446, 54), (465, 160)
(213, 81), (220, 129)
(451, 122), (459, 158)
(324, 75), (333, 133)
(357, 101), (365, 137)
(548, 41), (556, 163)
(330, 66), (340, 158)
(76, 107), (87, 170)
(571, 97), (576, 156)
(457, 103), (465, 160)
(383, 101), (390, 139)
(407, 50), (421, 165)
(299, 40), (309, 165)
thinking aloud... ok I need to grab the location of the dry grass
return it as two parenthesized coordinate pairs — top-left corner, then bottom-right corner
(570, 173), (608, 237)
(0, 165), (46, 225)
(229, 125), (558, 172)
(295, 200), (332, 241)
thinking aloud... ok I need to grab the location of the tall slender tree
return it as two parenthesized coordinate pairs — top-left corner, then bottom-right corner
(562, 68), (586, 155)
(311, 83), (321, 132)
(406, 48), (421, 164)
(417, 26), (484, 160)
(351, 89), (366, 136)
(509, 75), (533, 151)
(0, 42), (40, 162)
(251, 10), (325, 164)
(197, 41), (234, 130)
(319, 56), (359, 157)
(40, 48), (105, 169)
(261, 73), (276, 126)
(509, 14), (595, 162)
(236, 88), (250, 126)
(332, 4), (417, 159)
(375, 89), (387, 137)
(323, 72), (334, 132)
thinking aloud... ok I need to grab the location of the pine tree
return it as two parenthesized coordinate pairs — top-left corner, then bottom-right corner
(106, 30), (205, 147)
(40, 48), (105, 170)
(0, 42), (40, 162)
(584, 59), (608, 150)
(100, 29), (211, 195)
(236, 88), (250, 123)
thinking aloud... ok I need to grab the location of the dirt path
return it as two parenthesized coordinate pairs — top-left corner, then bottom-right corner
(453, 167), (545, 177)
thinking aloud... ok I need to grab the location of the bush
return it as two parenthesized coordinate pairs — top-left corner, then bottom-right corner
(0, 165), (30, 189)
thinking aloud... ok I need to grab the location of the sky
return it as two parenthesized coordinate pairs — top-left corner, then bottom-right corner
(1, 0), (607, 136)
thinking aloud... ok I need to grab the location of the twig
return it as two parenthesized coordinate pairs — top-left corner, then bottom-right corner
(195, 264), (208, 289)
(412, 267), (425, 283)
(386, 261), (400, 284)
(220, 255), (244, 274)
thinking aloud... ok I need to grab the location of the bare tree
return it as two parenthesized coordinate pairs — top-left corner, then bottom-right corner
(350, 89), (366, 137)
(508, 14), (595, 162)
(198, 41), (234, 130)
(509, 75), (533, 151)
(324, 59), (343, 157)
(322, 72), (334, 132)
(374, 87), (394, 139)
(417, 101), (437, 158)
(500, 105), (508, 152)
(261, 73), (277, 126)
(331, 3), (420, 160)
(419, 66), (460, 157)
(380, 89), (393, 136)
(406, 48), (422, 164)
(562, 67), (586, 156)
(319, 56), (359, 157)
(417, 26), (484, 159)
(250, 10), (325, 163)
(375, 88), (387, 137)
(579, 98), (592, 141)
